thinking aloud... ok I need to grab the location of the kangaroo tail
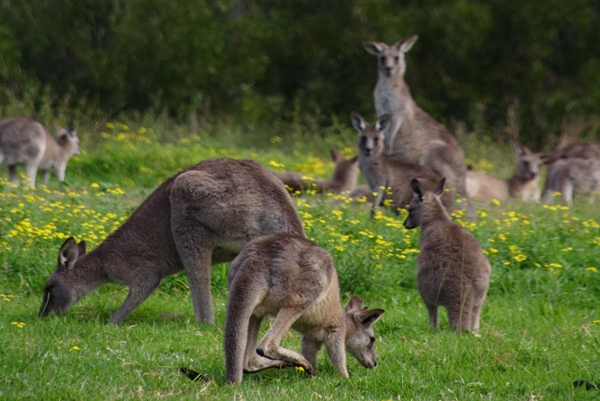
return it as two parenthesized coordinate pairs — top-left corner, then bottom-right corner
(573, 380), (600, 391)
(179, 367), (209, 382)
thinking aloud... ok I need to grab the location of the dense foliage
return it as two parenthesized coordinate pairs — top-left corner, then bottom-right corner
(1, 0), (600, 145)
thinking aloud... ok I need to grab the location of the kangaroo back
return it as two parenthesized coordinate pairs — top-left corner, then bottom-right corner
(0, 117), (47, 187)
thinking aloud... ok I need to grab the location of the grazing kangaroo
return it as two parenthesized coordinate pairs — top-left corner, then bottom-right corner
(404, 178), (491, 333)
(363, 35), (473, 218)
(350, 112), (454, 217)
(224, 233), (384, 384)
(466, 140), (544, 203)
(541, 156), (600, 205)
(39, 158), (305, 325)
(551, 141), (600, 161)
(275, 148), (359, 194)
(0, 117), (80, 187)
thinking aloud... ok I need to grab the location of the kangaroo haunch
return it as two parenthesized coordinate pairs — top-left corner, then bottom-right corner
(40, 158), (305, 325)
(223, 233), (384, 384)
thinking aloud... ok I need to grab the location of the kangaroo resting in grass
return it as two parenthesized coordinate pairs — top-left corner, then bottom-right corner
(541, 156), (600, 205)
(275, 148), (359, 195)
(404, 178), (490, 333)
(351, 112), (454, 217)
(363, 35), (474, 218)
(39, 158), (305, 325)
(0, 117), (80, 187)
(222, 233), (384, 384)
(466, 140), (545, 203)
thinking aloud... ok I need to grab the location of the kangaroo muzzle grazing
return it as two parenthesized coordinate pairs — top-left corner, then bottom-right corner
(466, 139), (545, 203)
(222, 233), (384, 384)
(351, 112), (454, 217)
(0, 117), (80, 187)
(274, 148), (359, 195)
(39, 158), (305, 325)
(404, 178), (491, 333)
(363, 35), (474, 219)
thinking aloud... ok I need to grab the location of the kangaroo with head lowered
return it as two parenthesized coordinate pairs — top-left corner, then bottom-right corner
(223, 233), (384, 384)
(541, 156), (600, 205)
(0, 117), (80, 187)
(466, 140), (545, 203)
(275, 148), (359, 195)
(40, 158), (305, 325)
(404, 178), (490, 333)
(363, 35), (473, 218)
(351, 112), (454, 217)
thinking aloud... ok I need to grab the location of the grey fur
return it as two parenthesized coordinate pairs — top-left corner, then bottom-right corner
(466, 140), (544, 203)
(275, 148), (359, 194)
(224, 233), (384, 384)
(541, 157), (600, 205)
(551, 141), (600, 161)
(363, 36), (473, 218)
(0, 117), (80, 187)
(404, 178), (491, 333)
(351, 112), (454, 217)
(39, 158), (305, 325)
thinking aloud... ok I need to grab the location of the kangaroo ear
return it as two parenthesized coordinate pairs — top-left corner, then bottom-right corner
(350, 112), (366, 133)
(349, 155), (359, 165)
(540, 154), (557, 165)
(510, 139), (531, 156)
(345, 295), (365, 313)
(356, 309), (385, 329)
(433, 178), (446, 197)
(410, 179), (424, 201)
(363, 42), (385, 55)
(58, 237), (81, 271)
(396, 34), (418, 53)
(77, 240), (87, 256)
(375, 114), (390, 132)
(330, 148), (342, 163)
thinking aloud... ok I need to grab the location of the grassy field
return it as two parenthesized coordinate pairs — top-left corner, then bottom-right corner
(1, 122), (599, 400)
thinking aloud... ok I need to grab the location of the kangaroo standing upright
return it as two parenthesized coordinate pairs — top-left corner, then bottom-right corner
(363, 35), (473, 218)
(351, 112), (454, 217)
(40, 158), (305, 325)
(0, 117), (80, 187)
(404, 178), (490, 333)
(224, 233), (384, 384)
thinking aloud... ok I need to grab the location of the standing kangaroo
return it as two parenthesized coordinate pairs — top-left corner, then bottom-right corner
(224, 233), (384, 384)
(351, 112), (454, 217)
(363, 35), (473, 218)
(0, 117), (80, 187)
(404, 178), (490, 333)
(275, 148), (359, 194)
(466, 140), (545, 203)
(541, 157), (600, 205)
(39, 158), (305, 325)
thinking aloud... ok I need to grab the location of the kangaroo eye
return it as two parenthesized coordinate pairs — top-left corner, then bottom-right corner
(380, 56), (386, 65)
(394, 56), (399, 63)
(373, 137), (378, 143)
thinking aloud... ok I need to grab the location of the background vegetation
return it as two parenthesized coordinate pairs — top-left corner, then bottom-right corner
(1, 0), (600, 147)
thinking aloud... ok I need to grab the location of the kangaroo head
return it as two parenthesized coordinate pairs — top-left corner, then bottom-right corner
(351, 112), (390, 158)
(55, 124), (81, 156)
(511, 140), (544, 180)
(39, 237), (87, 318)
(330, 148), (359, 184)
(404, 177), (447, 229)
(363, 35), (418, 78)
(344, 295), (385, 369)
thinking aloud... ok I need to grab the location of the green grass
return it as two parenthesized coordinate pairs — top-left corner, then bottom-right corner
(1, 122), (599, 400)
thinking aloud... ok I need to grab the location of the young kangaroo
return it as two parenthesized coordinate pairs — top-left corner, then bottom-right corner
(404, 178), (491, 333)
(39, 158), (305, 325)
(541, 157), (600, 205)
(275, 148), (359, 194)
(466, 140), (544, 203)
(363, 35), (474, 218)
(351, 112), (454, 217)
(224, 233), (384, 384)
(0, 117), (80, 187)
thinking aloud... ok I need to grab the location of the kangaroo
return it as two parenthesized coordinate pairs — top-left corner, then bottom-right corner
(541, 156), (600, 205)
(466, 140), (544, 203)
(275, 148), (359, 194)
(351, 112), (454, 217)
(404, 178), (491, 333)
(223, 233), (384, 384)
(551, 141), (600, 161)
(0, 117), (80, 187)
(348, 184), (374, 202)
(39, 158), (305, 325)
(363, 35), (473, 218)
